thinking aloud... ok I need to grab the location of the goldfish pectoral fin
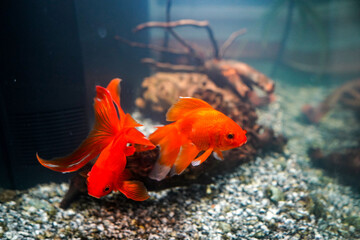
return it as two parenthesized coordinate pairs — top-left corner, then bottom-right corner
(171, 143), (200, 176)
(191, 147), (214, 166)
(118, 180), (149, 201)
(148, 161), (172, 181)
(166, 97), (213, 121)
(213, 150), (224, 161)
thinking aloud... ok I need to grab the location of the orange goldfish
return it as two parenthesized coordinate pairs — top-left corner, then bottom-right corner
(149, 97), (247, 181)
(37, 79), (155, 200)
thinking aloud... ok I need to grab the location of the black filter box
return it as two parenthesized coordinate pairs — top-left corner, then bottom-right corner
(1, 1), (90, 189)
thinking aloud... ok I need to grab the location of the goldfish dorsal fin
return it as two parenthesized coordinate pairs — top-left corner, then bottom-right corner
(106, 78), (121, 107)
(166, 97), (213, 121)
(106, 78), (127, 124)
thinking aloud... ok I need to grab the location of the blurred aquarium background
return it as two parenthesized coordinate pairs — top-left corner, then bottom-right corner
(1, 0), (360, 194)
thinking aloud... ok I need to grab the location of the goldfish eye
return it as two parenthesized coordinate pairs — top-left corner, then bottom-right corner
(103, 185), (111, 193)
(227, 133), (234, 139)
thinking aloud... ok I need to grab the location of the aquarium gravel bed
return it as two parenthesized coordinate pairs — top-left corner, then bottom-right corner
(1, 80), (360, 239)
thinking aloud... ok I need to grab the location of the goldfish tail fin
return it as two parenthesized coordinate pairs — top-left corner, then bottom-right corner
(36, 128), (107, 173)
(118, 180), (149, 201)
(166, 97), (213, 121)
(37, 86), (120, 172)
(170, 142), (200, 176)
(148, 124), (182, 181)
(191, 147), (214, 166)
(149, 161), (173, 181)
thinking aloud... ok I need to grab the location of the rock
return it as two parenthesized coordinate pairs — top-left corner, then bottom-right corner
(265, 186), (284, 204)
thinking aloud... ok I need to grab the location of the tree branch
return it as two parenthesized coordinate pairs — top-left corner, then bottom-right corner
(141, 58), (204, 72)
(134, 19), (219, 60)
(114, 36), (188, 55)
(220, 28), (247, 58)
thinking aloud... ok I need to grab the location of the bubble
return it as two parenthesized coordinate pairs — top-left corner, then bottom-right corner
(97, 27), (107, 38)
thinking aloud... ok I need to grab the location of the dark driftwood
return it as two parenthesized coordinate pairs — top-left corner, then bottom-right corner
(309, 148), (360, 176)
(302, 78), (360, 123)
(304, 80), (360, 189)
(309, 147), (360, 189)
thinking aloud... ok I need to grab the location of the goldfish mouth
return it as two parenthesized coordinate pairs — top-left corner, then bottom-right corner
(236, 140), (247, 147)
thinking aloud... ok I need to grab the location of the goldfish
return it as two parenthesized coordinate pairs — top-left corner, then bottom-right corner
(149, 97), (247, 181)
(37, 79), (155, 200)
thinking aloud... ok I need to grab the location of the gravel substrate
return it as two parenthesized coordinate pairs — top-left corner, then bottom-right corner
(1, 79), (359, 239)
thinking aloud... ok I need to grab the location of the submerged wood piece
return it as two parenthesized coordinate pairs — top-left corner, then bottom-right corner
(204, 59), (275, 98)
(302, 79), (360, 123)
(60, 173), (88, 209)
(309, 147), (360, 187)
